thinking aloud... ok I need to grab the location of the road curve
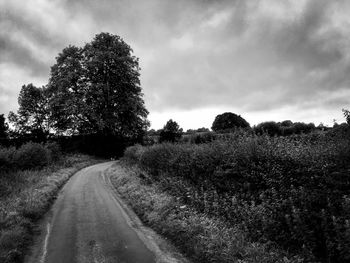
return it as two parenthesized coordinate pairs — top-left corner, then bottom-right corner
(25, 162), (158, 263)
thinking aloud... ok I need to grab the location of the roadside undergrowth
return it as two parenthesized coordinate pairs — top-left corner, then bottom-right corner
(109, 162), (302, 263)
(0, 154), (102, 263)
(121, 129), (350, 262)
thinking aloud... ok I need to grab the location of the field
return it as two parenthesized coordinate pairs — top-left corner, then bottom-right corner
(122, 127), (350, 262)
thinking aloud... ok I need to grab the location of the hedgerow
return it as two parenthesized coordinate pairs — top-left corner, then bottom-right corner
(124, 129), (350, 262)
(0, 142), (61, 172)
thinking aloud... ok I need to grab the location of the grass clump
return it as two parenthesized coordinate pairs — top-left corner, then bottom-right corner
(123, 129), (350, 262)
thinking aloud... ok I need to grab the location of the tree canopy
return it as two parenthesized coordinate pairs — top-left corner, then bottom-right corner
(0, 114), (8, 139)
(159, 119), (183, 143)
(9, 33), (149, 140)
(8, 84), (49, 138)
(254, 120), (316, 136)
(47, 33), (149, 138)
(211, 112), (250, 132)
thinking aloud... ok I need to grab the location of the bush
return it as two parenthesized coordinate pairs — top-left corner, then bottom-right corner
(292, 122), (315, 134)
(255, 121), (281, 136)
(14, 142), (50, 169)
(123, 144), (145, 164)
(0, 146), (16, 171)
(45, 142), (62, 161)
(0, 142), (63, 172)
(187, 132), (217, 144)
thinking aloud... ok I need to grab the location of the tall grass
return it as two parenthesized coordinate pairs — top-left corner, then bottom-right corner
(124, 129), (350, 262)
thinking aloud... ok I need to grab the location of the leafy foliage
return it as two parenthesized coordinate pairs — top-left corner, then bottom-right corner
(159, 119), (183, 143)
(186, 131), (217, 144)
(343, 109), (350, 125)
(0, 142), (61, 171)
(47, 33), (149, 138)
(254, 121), (281, 136)
(47, 45), (87, 134)
(0, 114), (8, 139)
(7, 32), (149, 142)
(111, 164), (300, 263)
(8, 84), (49, 139)
(212, 112), (250, 132)
(124, 131), (350, 262)
(255, 121), (316, 136)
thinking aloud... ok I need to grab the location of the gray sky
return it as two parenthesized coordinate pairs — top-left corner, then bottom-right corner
(1, 0), (349, 129)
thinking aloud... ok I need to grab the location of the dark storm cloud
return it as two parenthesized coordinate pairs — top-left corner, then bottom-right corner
(0, 0), (349, 125)
(0, 0), (95, 113)
(139, 0), (350, 113)
(0, 36), (48, 76)
(0, 7), (64, 76)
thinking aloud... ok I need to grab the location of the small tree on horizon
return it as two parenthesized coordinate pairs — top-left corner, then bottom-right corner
(159, 119), (183, 143)
(211, 112), (250, 132)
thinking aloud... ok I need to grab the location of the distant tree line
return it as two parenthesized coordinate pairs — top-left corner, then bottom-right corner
(254, 120), (317, 136)
(146, 110), (349, 144)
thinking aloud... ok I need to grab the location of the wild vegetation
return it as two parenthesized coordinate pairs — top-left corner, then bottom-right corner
(0, 142), (101, 263)
(123, 125), (350, 262)
(110, 163), (299, 263)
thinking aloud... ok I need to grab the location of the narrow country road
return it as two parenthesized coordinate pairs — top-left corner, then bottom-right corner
(25, 162), (184, 263)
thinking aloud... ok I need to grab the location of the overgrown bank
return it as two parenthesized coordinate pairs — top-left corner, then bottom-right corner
(110, 163), (300, 263)
(0, 143), (102, 263)
(120, 129), (350, 262)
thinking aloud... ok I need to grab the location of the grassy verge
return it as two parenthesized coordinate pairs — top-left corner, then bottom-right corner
(109, 162), (303, 263)
(0, 154), (103, 263)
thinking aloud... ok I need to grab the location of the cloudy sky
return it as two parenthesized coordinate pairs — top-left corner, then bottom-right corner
(1, 0), (349, 129)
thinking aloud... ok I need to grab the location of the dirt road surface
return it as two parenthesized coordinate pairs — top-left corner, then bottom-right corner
(25, 162), (188, 263)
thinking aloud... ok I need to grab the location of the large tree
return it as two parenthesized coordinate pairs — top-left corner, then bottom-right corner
(48, 32), (149, 138)
(8, 84), (49, 138)
(212, 112), (250, 132)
